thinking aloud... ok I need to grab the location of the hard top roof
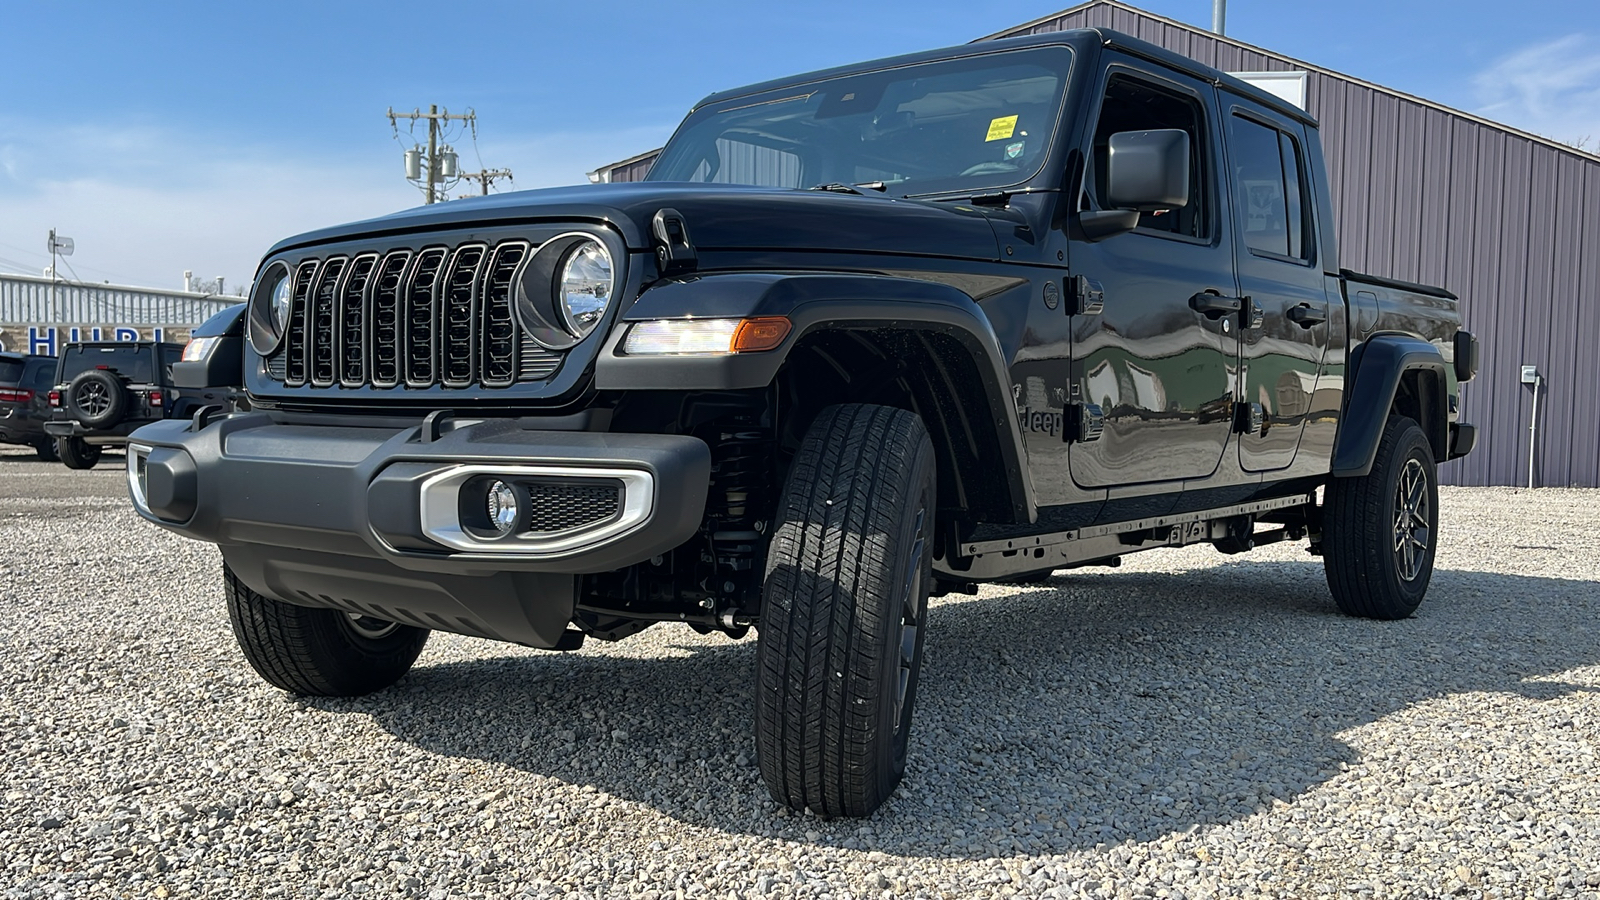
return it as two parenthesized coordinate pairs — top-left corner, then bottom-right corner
(691, 27), (1315, 128)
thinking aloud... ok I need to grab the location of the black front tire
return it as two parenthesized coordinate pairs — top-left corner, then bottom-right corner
(34, 441), (59, 462)
(1323, 415), (1438, 620)
(755, 404), (936, 817)
(57, 437), (101, 470)
(224, 564), (430, 696)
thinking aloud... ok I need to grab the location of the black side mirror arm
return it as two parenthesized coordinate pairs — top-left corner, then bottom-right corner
(1075, 209), (1140, 242)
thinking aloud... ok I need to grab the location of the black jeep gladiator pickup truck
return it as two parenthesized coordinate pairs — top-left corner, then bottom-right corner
(129, 29), (1478, 816)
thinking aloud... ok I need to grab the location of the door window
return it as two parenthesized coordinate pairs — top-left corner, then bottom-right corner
(1230, 115), (1312, 261)
(1088, 75), (1211, 239)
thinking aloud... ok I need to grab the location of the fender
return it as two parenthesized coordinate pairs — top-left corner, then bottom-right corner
(1331, 333), (1450, 478)
(171, 304), (245, 391)
(596, 271), (1037, 524)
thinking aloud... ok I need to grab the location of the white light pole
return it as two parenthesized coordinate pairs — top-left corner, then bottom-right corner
(1213, 0), (1227, 35)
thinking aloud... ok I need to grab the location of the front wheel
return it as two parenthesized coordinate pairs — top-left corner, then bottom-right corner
(57, 437), (101, 470)
(224, 564), (430, 696)
(755, 404), (936, 817)
(34, 441), (59, 462)
(1323, 415), (1438, 620)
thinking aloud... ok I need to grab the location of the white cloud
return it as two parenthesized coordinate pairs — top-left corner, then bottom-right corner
(1473, 34), (1600, 150)
(0, 119), (675, 293)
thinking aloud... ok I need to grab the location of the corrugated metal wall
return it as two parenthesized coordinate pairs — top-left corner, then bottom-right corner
(0, 273), (239, 326)
(590, 1), (1600, 486)
(995, 1), (1600, 487)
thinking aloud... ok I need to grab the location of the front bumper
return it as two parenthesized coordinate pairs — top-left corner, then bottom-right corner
(127, 413), (711, 647)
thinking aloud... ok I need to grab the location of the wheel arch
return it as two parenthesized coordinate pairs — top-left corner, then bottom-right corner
(1331, 333), (1450, 477)
(595, 271), (1038, 526)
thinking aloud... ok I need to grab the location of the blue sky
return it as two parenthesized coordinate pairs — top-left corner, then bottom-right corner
(1, 0), (1597, 293)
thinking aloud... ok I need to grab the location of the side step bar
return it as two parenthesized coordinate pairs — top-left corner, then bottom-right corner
(940, 494), (1313, 582)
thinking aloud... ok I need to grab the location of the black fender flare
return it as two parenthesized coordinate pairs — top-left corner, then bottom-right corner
(1331, 333), (1450, 478)
(596, 271), (1037, 524)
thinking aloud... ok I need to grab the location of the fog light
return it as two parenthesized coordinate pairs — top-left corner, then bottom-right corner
(487, 480), (518, 534)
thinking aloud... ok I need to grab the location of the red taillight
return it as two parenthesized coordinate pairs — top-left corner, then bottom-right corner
(48, 390), (61, 407)
(0, 388), (32, 403)
(149, 390), (163, 407)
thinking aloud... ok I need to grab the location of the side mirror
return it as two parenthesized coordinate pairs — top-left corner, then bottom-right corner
(1106, 128), (1190, 211)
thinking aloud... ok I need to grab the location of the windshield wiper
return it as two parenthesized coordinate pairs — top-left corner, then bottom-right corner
(807, 181), (888, 195)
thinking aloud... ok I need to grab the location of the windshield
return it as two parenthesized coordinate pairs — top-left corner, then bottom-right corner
(60, 345), (158, 384)
(648, 46), (1074, 198)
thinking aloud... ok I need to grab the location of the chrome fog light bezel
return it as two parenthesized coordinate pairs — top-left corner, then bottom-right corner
(417, 464), (653, 556)
(127, 443), (152, 515)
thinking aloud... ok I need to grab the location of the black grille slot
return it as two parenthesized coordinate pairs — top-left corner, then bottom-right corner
(309, 256), (347, 387)
(480, 242), (527, 387)
(339, 254), (378, 387)
(369, 251), (411, 388)
(406, 248), (447, 387)
(264, 237), (574, 390)
(519, 333), (562, 381)
(441, 244), (486, 388)
(282, 260), (319, 386)
(523, 481), (622, 534)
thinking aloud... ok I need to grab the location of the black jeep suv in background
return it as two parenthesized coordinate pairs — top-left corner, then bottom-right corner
(46, 341), (183, 469)
(0, 352), (58, 460)
(129, 29), (1478, 817)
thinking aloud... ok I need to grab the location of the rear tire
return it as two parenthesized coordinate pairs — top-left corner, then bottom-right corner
(34, 441), (59, 462)
(57, 437), (101, 470)
(755, 404), (936, 817)
(224, 564), (429, 696)
(1324, 415), (1438, 620)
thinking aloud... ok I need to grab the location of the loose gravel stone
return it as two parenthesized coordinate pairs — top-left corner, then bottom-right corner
(2, 446), (1599, 898)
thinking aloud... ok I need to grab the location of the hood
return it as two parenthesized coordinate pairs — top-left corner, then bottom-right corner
(266, 182), (1002, 264)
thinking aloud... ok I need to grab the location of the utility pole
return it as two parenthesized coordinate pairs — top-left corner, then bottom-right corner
(459, 167), (514, 197)
(1212, 0), (1226, 35)
(388, 104), (475, 203)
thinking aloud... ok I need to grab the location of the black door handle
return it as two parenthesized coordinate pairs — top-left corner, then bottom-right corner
(1189, 291), (1244, 319)
(1286, 303), (1327, 327)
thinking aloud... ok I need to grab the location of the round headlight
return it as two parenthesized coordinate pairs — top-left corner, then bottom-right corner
(556, 240), (613, 338)
(247, 260), (294, 356)
(271, 274), (293, 331)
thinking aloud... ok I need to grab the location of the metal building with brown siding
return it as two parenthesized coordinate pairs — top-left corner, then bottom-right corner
(590, 1), (1600, 486)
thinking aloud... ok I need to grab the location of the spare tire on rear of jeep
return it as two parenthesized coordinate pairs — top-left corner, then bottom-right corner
(66, 369), (128, 429)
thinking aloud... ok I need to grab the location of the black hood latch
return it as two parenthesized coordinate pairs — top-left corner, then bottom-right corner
(651, 208), (698, 276)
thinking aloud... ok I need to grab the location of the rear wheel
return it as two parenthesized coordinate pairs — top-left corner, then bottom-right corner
(755, 404), (935, 817)
(1323, 415), (1438, 620)
(57, 437), (101, 470)
(34, 441), (59, 462)
(224, 564), (429, 696)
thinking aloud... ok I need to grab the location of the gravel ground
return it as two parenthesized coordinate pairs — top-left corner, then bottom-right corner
(2, 444), (1598, 899)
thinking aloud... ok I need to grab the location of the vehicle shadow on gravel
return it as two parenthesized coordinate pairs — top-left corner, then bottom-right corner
(331, 560), (1600, 859)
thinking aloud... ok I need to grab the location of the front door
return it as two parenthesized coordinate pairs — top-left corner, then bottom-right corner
(1224, 104), (1331, 471)
(1067, 65), (1238, 489)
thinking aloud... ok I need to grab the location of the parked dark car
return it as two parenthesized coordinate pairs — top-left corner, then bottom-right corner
(130, 28), (1478, 816)
(45, 341), (184, 469)
(0, 351), (58, 460)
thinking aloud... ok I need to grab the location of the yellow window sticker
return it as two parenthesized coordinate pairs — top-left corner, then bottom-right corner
(985, 115), (1018, 141)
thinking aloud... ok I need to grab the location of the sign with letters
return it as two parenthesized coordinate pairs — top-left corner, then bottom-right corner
(0, 324), (193, 356)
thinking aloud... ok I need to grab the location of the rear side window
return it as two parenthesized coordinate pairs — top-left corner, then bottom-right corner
(58, 346), (157, 384)
(1230, 114), (1312, 260)
(24, 359), (55, 390)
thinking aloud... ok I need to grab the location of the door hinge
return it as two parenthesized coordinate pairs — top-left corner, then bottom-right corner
(1072, 275), (1104, 316)
(1234, 401), (1265, 435)
(1065, 402), (1105, 443)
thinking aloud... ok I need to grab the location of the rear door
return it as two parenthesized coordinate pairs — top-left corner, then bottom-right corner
(1224, 101), (1332, 471)
(1066, 63), (1239, 489)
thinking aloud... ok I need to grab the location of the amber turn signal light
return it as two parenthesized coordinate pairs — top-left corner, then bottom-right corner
(730, 317), (792, 353)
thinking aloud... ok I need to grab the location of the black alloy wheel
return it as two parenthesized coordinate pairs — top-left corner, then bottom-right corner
(1324, 415), (1439, 620)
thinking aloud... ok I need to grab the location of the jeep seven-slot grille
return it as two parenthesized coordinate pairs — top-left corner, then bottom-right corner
(271, 240), (563, 390)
